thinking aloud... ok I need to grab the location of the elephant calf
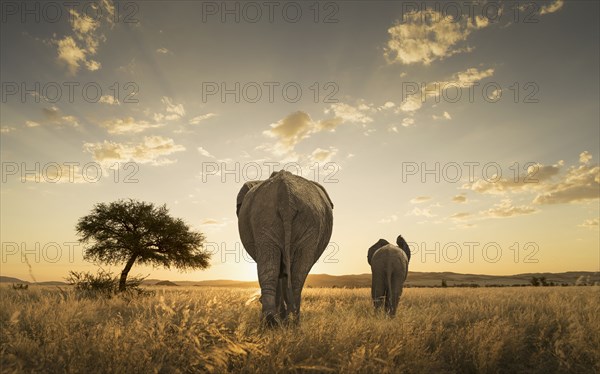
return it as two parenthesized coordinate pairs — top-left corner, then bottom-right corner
(367, 235), (411, 316)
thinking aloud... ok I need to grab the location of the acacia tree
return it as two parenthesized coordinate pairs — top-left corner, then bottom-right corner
(76, 199), (210, 291)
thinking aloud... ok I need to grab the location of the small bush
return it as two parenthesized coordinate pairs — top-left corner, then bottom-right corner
(66, 269), (147, 298)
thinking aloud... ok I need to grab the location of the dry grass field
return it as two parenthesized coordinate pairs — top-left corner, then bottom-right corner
(1, 286), (598, 373)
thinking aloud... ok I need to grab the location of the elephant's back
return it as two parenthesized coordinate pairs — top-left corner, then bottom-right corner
(372, 245), (409, 266)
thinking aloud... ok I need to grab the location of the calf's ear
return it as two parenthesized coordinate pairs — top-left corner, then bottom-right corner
(367, 239), (389, 265)
(396, 235), (411, 263)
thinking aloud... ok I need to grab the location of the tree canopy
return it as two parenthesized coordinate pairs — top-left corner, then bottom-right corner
(76, 199), (210, 290)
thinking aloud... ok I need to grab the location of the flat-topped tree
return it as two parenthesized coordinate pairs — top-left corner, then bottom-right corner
(76, 199), (210, 291)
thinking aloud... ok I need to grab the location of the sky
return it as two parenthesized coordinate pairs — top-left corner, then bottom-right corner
(1, 0), (599, 282)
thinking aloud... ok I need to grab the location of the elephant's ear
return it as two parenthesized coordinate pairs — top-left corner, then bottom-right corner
(396, 235), (411, 263)
(236, 180), (263, 216)
(367, 239), (389, 265)
(311, 181), (334, 209)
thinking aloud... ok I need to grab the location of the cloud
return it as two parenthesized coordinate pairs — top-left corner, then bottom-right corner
(433, 111), (452, 120)
(199, 218), (232, 231)
(317, 117), (344, 132)
(396, 67), (493, 117)
(579, 218), (599, 230)
(580, 151), (593, 164)
(452, 194), (467, 203)
(197, 147), (215, 158)
(402, 117), (415, 127)
(324, 103), (374, 124)
(482, 199), (537, 218)
(56, 37), (89, 74)
(53, 4), (112, 74)
(463, 162), (563, 194)
(533, 156), (599, 205)
(263, 111), (316, 153)
(540, 0), (564, 15)
(379, 214), (398, 224)
(83, 136), (185, 166)
(35, 106), (80, 128)
(450, 212), (471, 220)
(99, 95), (119, 105)
(189, 113), (217, 125)
(385, 11), (489, 65)
(1, 126), (16, 133)
(156, 48), (170, 54)
(310, 147), (338, 163)
(410, 196), (432, 204)
(101, 117), (162, 134)
(162, 96), (185, 119)
(407, 207), (437, 217)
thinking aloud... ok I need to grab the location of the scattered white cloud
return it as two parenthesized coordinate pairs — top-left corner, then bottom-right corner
(482, 199), (537, 218)
(189, 113), (217, 125)
(433, 111), (452, 120)
(402, 117), (415, 127)
(533, 154), (599, 205)
(198, 147), (215, 158)
(310, 147), (338, 163)
(324, 102), (374, 124)
(25, 121), (40, 128)
(452, 194), (467, 203)
(263, 111), (316, 153)
(161, 96), (186, 120)
(53, 3), (113, 74)
(99, 95), (120, 105)
(450, 212), (472, 220)
(385, 11), (489, 65)
(407, 207), (437, 217)
(579, 218), (599, 230)
(410, 196), (432, 204)
(156, 48), (170, 54)
(101, 117), (162, 134)
(463, 162), (563, 194)
(540, 0), (564, 15)
(1, 126), (16, 133)
(379, 214), (398, 224)
(84, 136), (185, 166)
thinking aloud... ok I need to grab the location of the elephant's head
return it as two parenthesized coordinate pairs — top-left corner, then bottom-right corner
(367, 238), (389, 265)
(236, 180), (264, 216)
(396, 235), (411, 263)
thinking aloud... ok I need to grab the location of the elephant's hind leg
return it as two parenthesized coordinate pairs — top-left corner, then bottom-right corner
(256, 240), (282, 326)
(372, 272), (386, 311)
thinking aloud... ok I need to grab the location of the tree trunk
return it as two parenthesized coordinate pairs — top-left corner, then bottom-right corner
(119, 254), (138, 292)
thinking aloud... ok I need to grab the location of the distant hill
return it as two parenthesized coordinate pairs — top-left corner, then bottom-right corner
(155, 280), (179, 286)
(3, 271), (599, 288)
(0, 276), (29, 284)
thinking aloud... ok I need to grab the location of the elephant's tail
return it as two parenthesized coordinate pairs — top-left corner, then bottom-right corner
(277, 178), (297, 312)
(385, 264), (393, 313)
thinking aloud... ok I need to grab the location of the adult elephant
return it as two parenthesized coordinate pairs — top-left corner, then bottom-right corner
(236, 170), (334, 325)
(367, 235), (410, 316)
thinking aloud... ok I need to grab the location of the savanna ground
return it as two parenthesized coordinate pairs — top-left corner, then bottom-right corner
(1, 286), (598, 373)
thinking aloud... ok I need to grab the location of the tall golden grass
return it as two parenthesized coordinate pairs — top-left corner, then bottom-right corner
(1, 286), (598, 373)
